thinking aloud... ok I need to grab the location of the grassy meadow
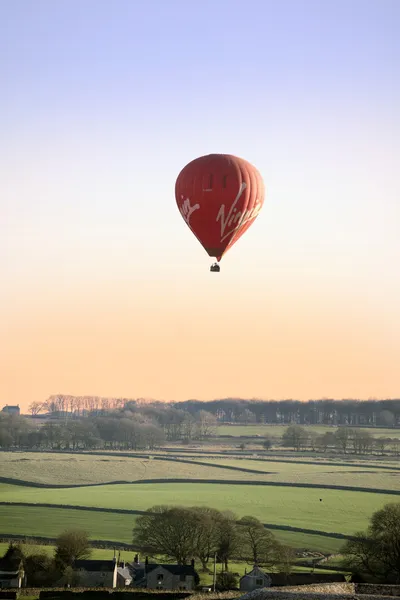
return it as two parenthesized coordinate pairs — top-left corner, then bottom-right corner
(217, 424), (400, 439)
(2, 480), (397, 533)
(1, 445), (399, 558)
(0, 542), (116, 561)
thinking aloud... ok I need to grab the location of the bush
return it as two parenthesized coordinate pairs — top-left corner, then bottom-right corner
(215, 571), (238, 591)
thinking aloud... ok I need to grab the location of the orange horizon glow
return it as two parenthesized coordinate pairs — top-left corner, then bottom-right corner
(2, 268), (399, 413)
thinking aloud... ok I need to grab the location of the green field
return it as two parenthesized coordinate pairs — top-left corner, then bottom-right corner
(199, 458), (400, 490)
(0, 482), (396, 534)
(217, 424), (400, 439)
(1, 453), (280, 485)
(1, 450), (399, 556)
(2, 452), (399, 488)
(0, 503), (345, 554)
(0, 542), (116, 561)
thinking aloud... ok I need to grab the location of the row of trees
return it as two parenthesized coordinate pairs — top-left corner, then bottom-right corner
(0, 413), (164, 451)
(280, 425), (400, 455)
(131, 502), (400, 583)
(132, 506), (294, 572)
(1, 412), (399, 454)
(0, 408), (218, 450)
(134, 502), (400, 583)
(31, 396), (400, 427)
(178, 399), (400, 427)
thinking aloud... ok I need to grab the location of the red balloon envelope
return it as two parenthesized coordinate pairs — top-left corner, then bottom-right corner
(175, 154), (265, 262)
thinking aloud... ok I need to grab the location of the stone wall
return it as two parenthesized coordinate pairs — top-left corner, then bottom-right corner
(355, 584), (400, 597)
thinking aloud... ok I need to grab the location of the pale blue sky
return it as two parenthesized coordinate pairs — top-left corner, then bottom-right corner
(1, 0), (399, 404)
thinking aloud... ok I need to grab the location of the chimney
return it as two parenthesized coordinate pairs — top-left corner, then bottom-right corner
(191, 558), (195, 568)
(134, 553), (139, 564)
(118, 551), (121, 565)
(145, 556), (148, 574)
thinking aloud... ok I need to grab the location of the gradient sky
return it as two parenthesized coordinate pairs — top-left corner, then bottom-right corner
(1, 0), (399, 410)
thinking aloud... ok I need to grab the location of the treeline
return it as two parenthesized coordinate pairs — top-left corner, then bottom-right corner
(0, 408), (218, 450)
(280, 425), (400, 455)
(1, 410), (399, 455)
(30, 396), (400, 428)
(177, 398), (400, 427)
(132, 505), (295, 572)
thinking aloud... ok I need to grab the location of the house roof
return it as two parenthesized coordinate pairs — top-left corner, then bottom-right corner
(73, 560), (116, 572)
(146, 564), (197, 576)
(129, 566), (146, 580)
(240, 566), (271, 580)
(0, 558), (21, 573)
(117, 567), (132, 581)
(0, 573), (19, 580)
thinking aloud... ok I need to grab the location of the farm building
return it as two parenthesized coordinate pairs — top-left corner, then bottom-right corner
(124, 555), (198, 590)
(116, 563), (133, 587)
(0, 557), (25, 588)
(239, 569), (347, 592)
(54, 554), (198, 591)
(240, 566), (272, 592)
(145, 562), (198, 591)
(68, 559), (118, 588)
(1, 405), (20, 416)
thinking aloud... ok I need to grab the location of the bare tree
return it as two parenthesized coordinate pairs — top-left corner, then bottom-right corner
(196, 410), (217, 439)
(315, 431), (335, 452)
(335, 427), (353, 453)
(214, 510), (240, 571)
(281, 425), (309, 451)
(374, 437), (389, 455)
(182, 412), (196, 441)
(274, 544), (296, 575)
(352, 430), (373, 455)
(54, 529), (92, 569)
(191, 507), (221, 570)
(28, 402), (43, 416)
(342, 503), (400, 582)
(236, 516), (279, 566)
(132, 506), (199, 564)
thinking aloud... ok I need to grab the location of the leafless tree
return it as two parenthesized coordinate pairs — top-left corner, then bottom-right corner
(28, 401), (44, 416)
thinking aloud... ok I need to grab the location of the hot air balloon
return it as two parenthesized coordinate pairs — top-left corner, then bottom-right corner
(175, 154), (265, 271)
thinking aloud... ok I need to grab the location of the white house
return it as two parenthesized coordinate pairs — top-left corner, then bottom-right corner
(0, 558), (25, 588)
(145, 563), (198, 591)
(71, 559), (118, 588)
(239, 566), (272, 592)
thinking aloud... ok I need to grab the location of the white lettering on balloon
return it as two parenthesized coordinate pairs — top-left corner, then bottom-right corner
(216, 182), (262, 242)
(180, 195), (200, 225)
